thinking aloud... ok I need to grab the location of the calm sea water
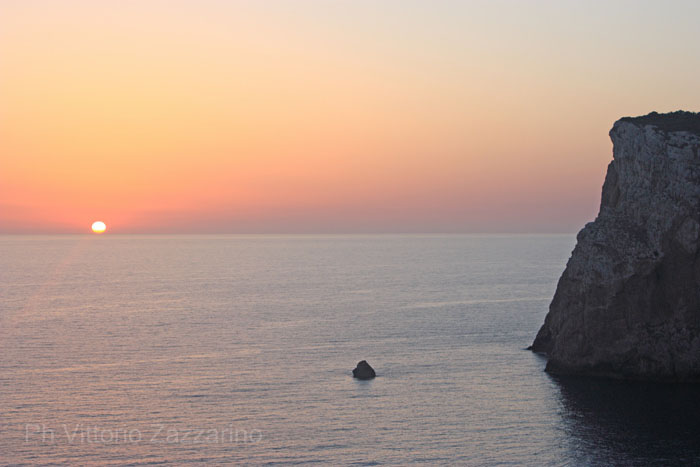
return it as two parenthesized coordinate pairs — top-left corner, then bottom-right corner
(2, 234), (700, 465)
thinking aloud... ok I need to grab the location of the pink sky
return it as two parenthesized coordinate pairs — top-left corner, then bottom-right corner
(2, 1), (700, 233)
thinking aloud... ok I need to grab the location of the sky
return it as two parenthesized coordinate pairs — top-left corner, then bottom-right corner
(2, 0), (700, 234)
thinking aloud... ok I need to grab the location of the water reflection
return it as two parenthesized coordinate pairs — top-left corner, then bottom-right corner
(553, 375), (700, 465)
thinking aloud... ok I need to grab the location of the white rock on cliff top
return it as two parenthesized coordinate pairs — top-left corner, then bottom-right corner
(531, 111), (700, 381)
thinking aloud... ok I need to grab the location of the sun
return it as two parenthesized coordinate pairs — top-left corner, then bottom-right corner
(91, 221), (107, 234)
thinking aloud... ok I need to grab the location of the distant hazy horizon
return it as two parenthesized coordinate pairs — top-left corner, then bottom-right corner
(2, 0), (700, 234)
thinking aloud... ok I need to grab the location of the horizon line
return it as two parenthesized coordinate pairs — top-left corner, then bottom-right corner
(0, 231), (579, 236)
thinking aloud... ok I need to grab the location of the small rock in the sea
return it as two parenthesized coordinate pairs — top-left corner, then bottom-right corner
(352, 360), (376, 380)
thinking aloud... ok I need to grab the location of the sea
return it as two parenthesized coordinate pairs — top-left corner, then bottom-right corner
(2, 234), (700, 465)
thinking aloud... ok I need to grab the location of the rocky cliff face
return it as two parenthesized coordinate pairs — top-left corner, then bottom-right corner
(532, 111), (700, 381)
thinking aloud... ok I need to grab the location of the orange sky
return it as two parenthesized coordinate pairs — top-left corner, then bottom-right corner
(2, 0), (700, 233)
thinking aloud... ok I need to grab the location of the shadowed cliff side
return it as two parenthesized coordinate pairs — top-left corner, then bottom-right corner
(532, 111), (700, 381)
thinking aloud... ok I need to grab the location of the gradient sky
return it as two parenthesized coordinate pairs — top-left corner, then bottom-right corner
(2, 0), (700, 233)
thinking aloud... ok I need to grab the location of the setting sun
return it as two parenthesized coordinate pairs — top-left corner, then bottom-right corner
(91, 221), (106, 234)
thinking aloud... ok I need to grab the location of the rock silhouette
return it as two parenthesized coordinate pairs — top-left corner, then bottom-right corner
(352, 360), (376, 380)
(532, 111), (700, 381)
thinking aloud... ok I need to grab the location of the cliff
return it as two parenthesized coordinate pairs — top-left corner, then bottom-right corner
(532, 111), (700, 381)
